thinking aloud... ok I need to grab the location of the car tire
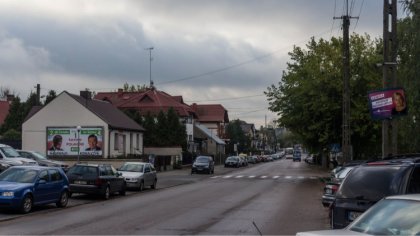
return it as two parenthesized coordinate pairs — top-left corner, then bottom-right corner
(103, 186), (110, 200)
(20, 194), (33, 214)
(56, 191), (69, 208)
(139, 181), (144, 191)
(151, 179), (157, 189)
(119, 183), (126, 196)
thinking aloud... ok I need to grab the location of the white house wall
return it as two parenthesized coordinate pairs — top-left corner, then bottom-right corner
(22, 93), (109, 156)
(108, 130), (143, 158)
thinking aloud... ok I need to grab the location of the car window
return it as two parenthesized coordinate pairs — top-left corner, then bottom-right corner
(50, 169), (63, 181)
(120, 163), (144, 172)
(337, 166), (403, 200)
(68, 165), (98, 177)
(349, 199), (420, 235)
(196, 156), (209, 163)
(145, 165), (151, 173)
(39, 170), (49, 182)
(407, 167), (420, 193)
(0, 168), (38, 183)
(99, 166), (107, 176)
(0, 147), (21, 158)
(150, 165), (155, 172)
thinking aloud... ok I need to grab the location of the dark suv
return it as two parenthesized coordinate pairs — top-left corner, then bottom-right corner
(191, 156), (214, 174)
(331, 155), (420, 229)
(66, 163), (126, 199)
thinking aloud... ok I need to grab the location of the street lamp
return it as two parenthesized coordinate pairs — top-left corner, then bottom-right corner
(76, 126), (81, 163)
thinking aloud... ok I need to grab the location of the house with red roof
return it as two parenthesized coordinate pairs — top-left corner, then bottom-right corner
(22, 91), (145, 159)
(95, 88), (226, 159)
(0, 95), (14, 127)
(191, 103), (229, 140)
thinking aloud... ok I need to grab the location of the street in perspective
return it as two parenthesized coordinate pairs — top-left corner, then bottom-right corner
(0, 155), (330, 235)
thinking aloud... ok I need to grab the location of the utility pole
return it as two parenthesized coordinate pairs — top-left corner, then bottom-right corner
(382, 0), (398, 157)
(145, 47), (154, 88)
(334, 0), (358, 163)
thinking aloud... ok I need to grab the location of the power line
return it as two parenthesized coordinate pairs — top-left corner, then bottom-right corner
(185, 94), (264, 103)
(353, 0), (365, 32)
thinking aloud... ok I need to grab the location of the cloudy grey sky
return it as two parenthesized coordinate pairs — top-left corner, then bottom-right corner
(0, 0), (404, 127)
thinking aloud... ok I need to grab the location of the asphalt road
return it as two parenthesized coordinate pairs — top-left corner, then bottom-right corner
(0, 157), (330, 235)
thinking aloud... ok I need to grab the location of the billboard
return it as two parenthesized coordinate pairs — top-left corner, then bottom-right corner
(368, 88), (408, 120)
(47, 127), (104, 157)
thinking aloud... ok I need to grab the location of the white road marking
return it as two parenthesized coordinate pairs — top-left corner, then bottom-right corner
(248, 176), (256, 178)
(235, 175), (244, 178)
(223, 175), (232, 178)
(260, 176), (268, 179)
(273, 176), (280, 179)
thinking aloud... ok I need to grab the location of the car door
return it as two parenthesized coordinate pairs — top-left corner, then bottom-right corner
(48, 168), (65, 201)
(144, 164), (153, 186)
(34, 170), (52, 204)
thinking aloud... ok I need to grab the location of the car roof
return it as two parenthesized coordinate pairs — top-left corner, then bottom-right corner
(122, 162), (148, 165)
(73, 163), (112, 167)
(386, 194), (420, 201)
(9, 165), (60, 171)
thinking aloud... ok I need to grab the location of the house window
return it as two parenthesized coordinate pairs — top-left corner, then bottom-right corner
(188, 135), (193, 141)
(114, 133), (119, 150)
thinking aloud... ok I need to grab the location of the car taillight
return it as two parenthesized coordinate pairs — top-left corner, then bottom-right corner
(332, 185), (339, 193)
(95, 178), (105, 186)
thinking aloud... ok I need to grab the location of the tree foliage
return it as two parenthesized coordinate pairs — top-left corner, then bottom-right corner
(397, 0), (420, 152)
(265, 34), (383, 158)
(122, 83), (148, 92)
(124, 108), (186, 148)
(226, 119), (248, 154)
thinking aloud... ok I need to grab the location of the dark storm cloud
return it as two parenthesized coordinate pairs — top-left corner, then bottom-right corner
(0, 0), (395, 126)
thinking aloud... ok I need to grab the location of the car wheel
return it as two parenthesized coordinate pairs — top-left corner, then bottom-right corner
(103, 186), (110, 200)
(56, 191), (69, 208)
(151, 179), (157, 189)
(119, 183), (126, 196)
(20, 194), (33, 214)
(139, 181), (144, 191)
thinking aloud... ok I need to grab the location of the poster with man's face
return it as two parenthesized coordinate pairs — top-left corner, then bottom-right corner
(47, 127), (103, 156)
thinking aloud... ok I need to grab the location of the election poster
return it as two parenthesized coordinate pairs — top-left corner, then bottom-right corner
(47, 127), (104, 157)
(368, 88), (407, 120)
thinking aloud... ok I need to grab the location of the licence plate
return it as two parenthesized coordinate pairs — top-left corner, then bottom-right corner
(325, 189), (333, 194)
(75, 180), (87, 184)
(348, 211), (362, 221)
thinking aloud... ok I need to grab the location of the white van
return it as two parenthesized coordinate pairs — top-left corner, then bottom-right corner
(285, 147), (294, 159)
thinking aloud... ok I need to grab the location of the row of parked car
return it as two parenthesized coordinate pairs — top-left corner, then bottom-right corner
(224, 153), (284, 168)
(0, 144), (158, 214)
(316, 153), (420, 233)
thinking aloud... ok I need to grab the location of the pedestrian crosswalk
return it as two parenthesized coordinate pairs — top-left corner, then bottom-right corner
(210, 175), (320, 180)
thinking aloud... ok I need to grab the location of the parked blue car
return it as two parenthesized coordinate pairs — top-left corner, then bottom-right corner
(0, 166), (70, 213)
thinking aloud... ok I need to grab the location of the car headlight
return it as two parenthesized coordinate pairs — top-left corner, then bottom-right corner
(2, 192), (14, 197)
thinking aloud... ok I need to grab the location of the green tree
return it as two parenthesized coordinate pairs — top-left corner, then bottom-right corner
(265, 34), (382, 158)
(156, 110), (169, 146)
(1, 96), (24, 134)
(142, 112), (157, 146)
(397, 0), (420, 153)
(166, 107), (187, 148)
(226, 119), (247, 155)
(44, 90), (57, 105)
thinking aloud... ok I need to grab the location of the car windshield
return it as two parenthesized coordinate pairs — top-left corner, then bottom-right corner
(33, 152), (48, 160)
(0, 147), (21, 158)
(195, 157), (209, 163)
(120, 163), (144, 172)
(67, 165), (98, 176)
(227, 157), (238, 161)
(0, 168), (38, 183)
(349, 199), (420, 235)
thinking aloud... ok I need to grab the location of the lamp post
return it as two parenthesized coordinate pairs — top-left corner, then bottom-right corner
(77, 126), (81, 163)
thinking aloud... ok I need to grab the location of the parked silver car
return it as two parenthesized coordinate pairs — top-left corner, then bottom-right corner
(17, 150), (69, 171)
(298, 194), (420, 235)
(118, 162), (157, 191)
